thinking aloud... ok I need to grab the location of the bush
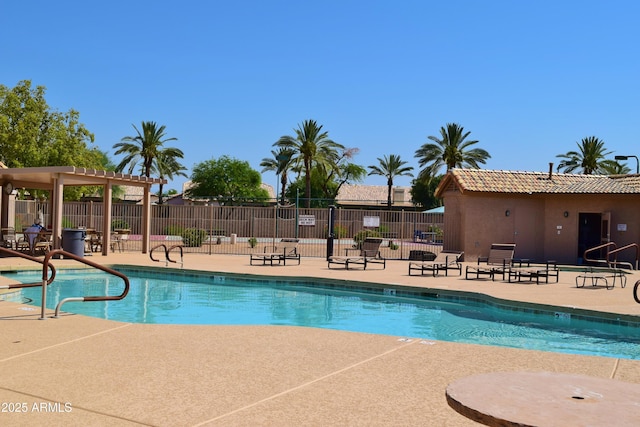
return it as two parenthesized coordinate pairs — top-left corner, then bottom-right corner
(111, 219), (130, 231)
(325, 224), (348, 239)
(181, 228), (207, 247)
(353, 229), (382, 248)
(164, 225), (185, 235)
(248, 237), (258, 248)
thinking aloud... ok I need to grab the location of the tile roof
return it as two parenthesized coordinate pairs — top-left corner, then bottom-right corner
(336, 184), (413, 206)
(437, 169), (640, 196)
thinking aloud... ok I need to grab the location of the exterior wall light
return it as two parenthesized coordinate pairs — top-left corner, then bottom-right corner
(505, 210), (510, 217)
(564, 211), (569, 218)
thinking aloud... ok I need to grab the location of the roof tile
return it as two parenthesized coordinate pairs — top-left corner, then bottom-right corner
(445, 169), (640, 194)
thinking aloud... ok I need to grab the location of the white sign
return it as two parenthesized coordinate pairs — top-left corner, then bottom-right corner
(299, 215), (316, 226)
(618, 223), (627, 231)
(363, 216), (380, 227)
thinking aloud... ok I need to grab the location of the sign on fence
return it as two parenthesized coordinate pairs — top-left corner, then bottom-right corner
(299, 215), (316, 226)
(363, 216), (380, 227)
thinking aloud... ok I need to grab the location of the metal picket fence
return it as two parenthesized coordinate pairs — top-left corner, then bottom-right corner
(14, 201), (445, 260)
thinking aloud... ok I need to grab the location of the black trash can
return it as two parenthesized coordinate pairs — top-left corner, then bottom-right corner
(62, 228), (86, 257)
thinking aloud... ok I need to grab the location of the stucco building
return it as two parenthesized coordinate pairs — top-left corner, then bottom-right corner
(436, 167), (640, 266)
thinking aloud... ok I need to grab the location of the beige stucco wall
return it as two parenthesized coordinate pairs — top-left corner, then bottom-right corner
(444, 190), (640, 265)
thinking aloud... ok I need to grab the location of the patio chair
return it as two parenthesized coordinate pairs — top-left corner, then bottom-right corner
(328, 237), (386, 270)
(0, 227), (17, 249)
(408, 250), (464, 276)
(250, 238), (301, 266)
(465, 243), (516, 280)
(111, 229), (130, 252)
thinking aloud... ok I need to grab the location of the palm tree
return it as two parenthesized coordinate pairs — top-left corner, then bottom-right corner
(113, 121), (182, 178)
(274, 119), (345, 207)
(556, 136), (616, 174)
(368, 154), (414, 207)
(153, 150), (188, 204)
(601, 160), (631, 175)
(260, 148), (295, 205)
(415, 123), (491, 179)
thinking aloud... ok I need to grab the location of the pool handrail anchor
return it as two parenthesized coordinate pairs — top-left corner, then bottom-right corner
(634, 280), (640, 304)
(150, 243), (184, 268)
(39, 249), (130, 319)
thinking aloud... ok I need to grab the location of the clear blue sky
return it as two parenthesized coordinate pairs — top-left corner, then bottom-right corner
(2, 1), (639, 192)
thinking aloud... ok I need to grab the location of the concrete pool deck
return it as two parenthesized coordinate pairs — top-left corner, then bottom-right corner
(1, 253), (640, 426)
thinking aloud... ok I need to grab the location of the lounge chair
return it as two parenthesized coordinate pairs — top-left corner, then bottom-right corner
(465, 243), (516, 280)
(250, 238), (300, 266)
(408, 250), (463, 276)
(328, 237), (386, 270)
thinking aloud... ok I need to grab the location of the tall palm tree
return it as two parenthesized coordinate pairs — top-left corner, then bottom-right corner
(556, 136), (615, 174)
(274, 119), (345, 207)
(260, 148), (295, 205)
(113, 121), (182, 178)
(415, 123), (491, 179)
(153, 150), (188, 204)
(368, 154), (414, 207)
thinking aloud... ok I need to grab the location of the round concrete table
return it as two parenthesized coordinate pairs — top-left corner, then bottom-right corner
(446, 371), (640, 426)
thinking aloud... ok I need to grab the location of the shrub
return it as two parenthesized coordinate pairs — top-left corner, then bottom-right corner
(62, 217), (74, 229)
(164, 225), (185, 235)
(353, 229), (381, 248)
(181, 228), (207, 247)
(325, 224), (348, 239)
(248, 237), (258, 248)
(111, 219), (130, 231)
(389, 242), (399, 250)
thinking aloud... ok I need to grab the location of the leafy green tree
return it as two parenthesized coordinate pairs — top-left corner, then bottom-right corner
(0, 80), (96, 169)
(410, 175), (443, 209)
(556, 136), (617, 174)
(415, 123), (490, 179)
(113, 121), (183, 178)
(260, 147), (295, 204)
(0, 80), (111, 200)
(285, 169), (337, 208)
(274, 119), (345, 208)
(368, 154), (414, 207)
(186, 155), (269, 205)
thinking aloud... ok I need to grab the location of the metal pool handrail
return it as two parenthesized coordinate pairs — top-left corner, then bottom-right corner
(0, 247), (57, 289)
(634, 280), (640, 304)
(607, 243), (639, 270)
(150, 243), (184, 268)
(40, 249), (130, 319)
(583, 242), (617, 266)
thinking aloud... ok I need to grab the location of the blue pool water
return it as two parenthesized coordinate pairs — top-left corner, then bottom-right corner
(11, 269), (640, 360)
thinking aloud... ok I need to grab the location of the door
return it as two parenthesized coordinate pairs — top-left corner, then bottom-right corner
(601, 211), (611, 245)
(578, 212), (602, 264)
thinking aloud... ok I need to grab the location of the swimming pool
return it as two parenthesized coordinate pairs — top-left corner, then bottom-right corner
(9, 268), (640, 360)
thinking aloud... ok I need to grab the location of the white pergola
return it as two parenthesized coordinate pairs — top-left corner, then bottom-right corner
(0, 166), (165, 255)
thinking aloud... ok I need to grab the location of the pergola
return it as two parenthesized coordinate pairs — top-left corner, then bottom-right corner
(0, 166), (165, 255)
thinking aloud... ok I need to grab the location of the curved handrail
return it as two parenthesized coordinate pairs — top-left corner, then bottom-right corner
(608, 243), (639, 270)
(150, 243), (184, 268)
(167, 244), (184, 267)
(150, 244), (167, 263)
(39, 249), (130, 319)
(634, 280), (640, 304)
(0, 247), (56, 289)
(583, 242), (617, 266)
